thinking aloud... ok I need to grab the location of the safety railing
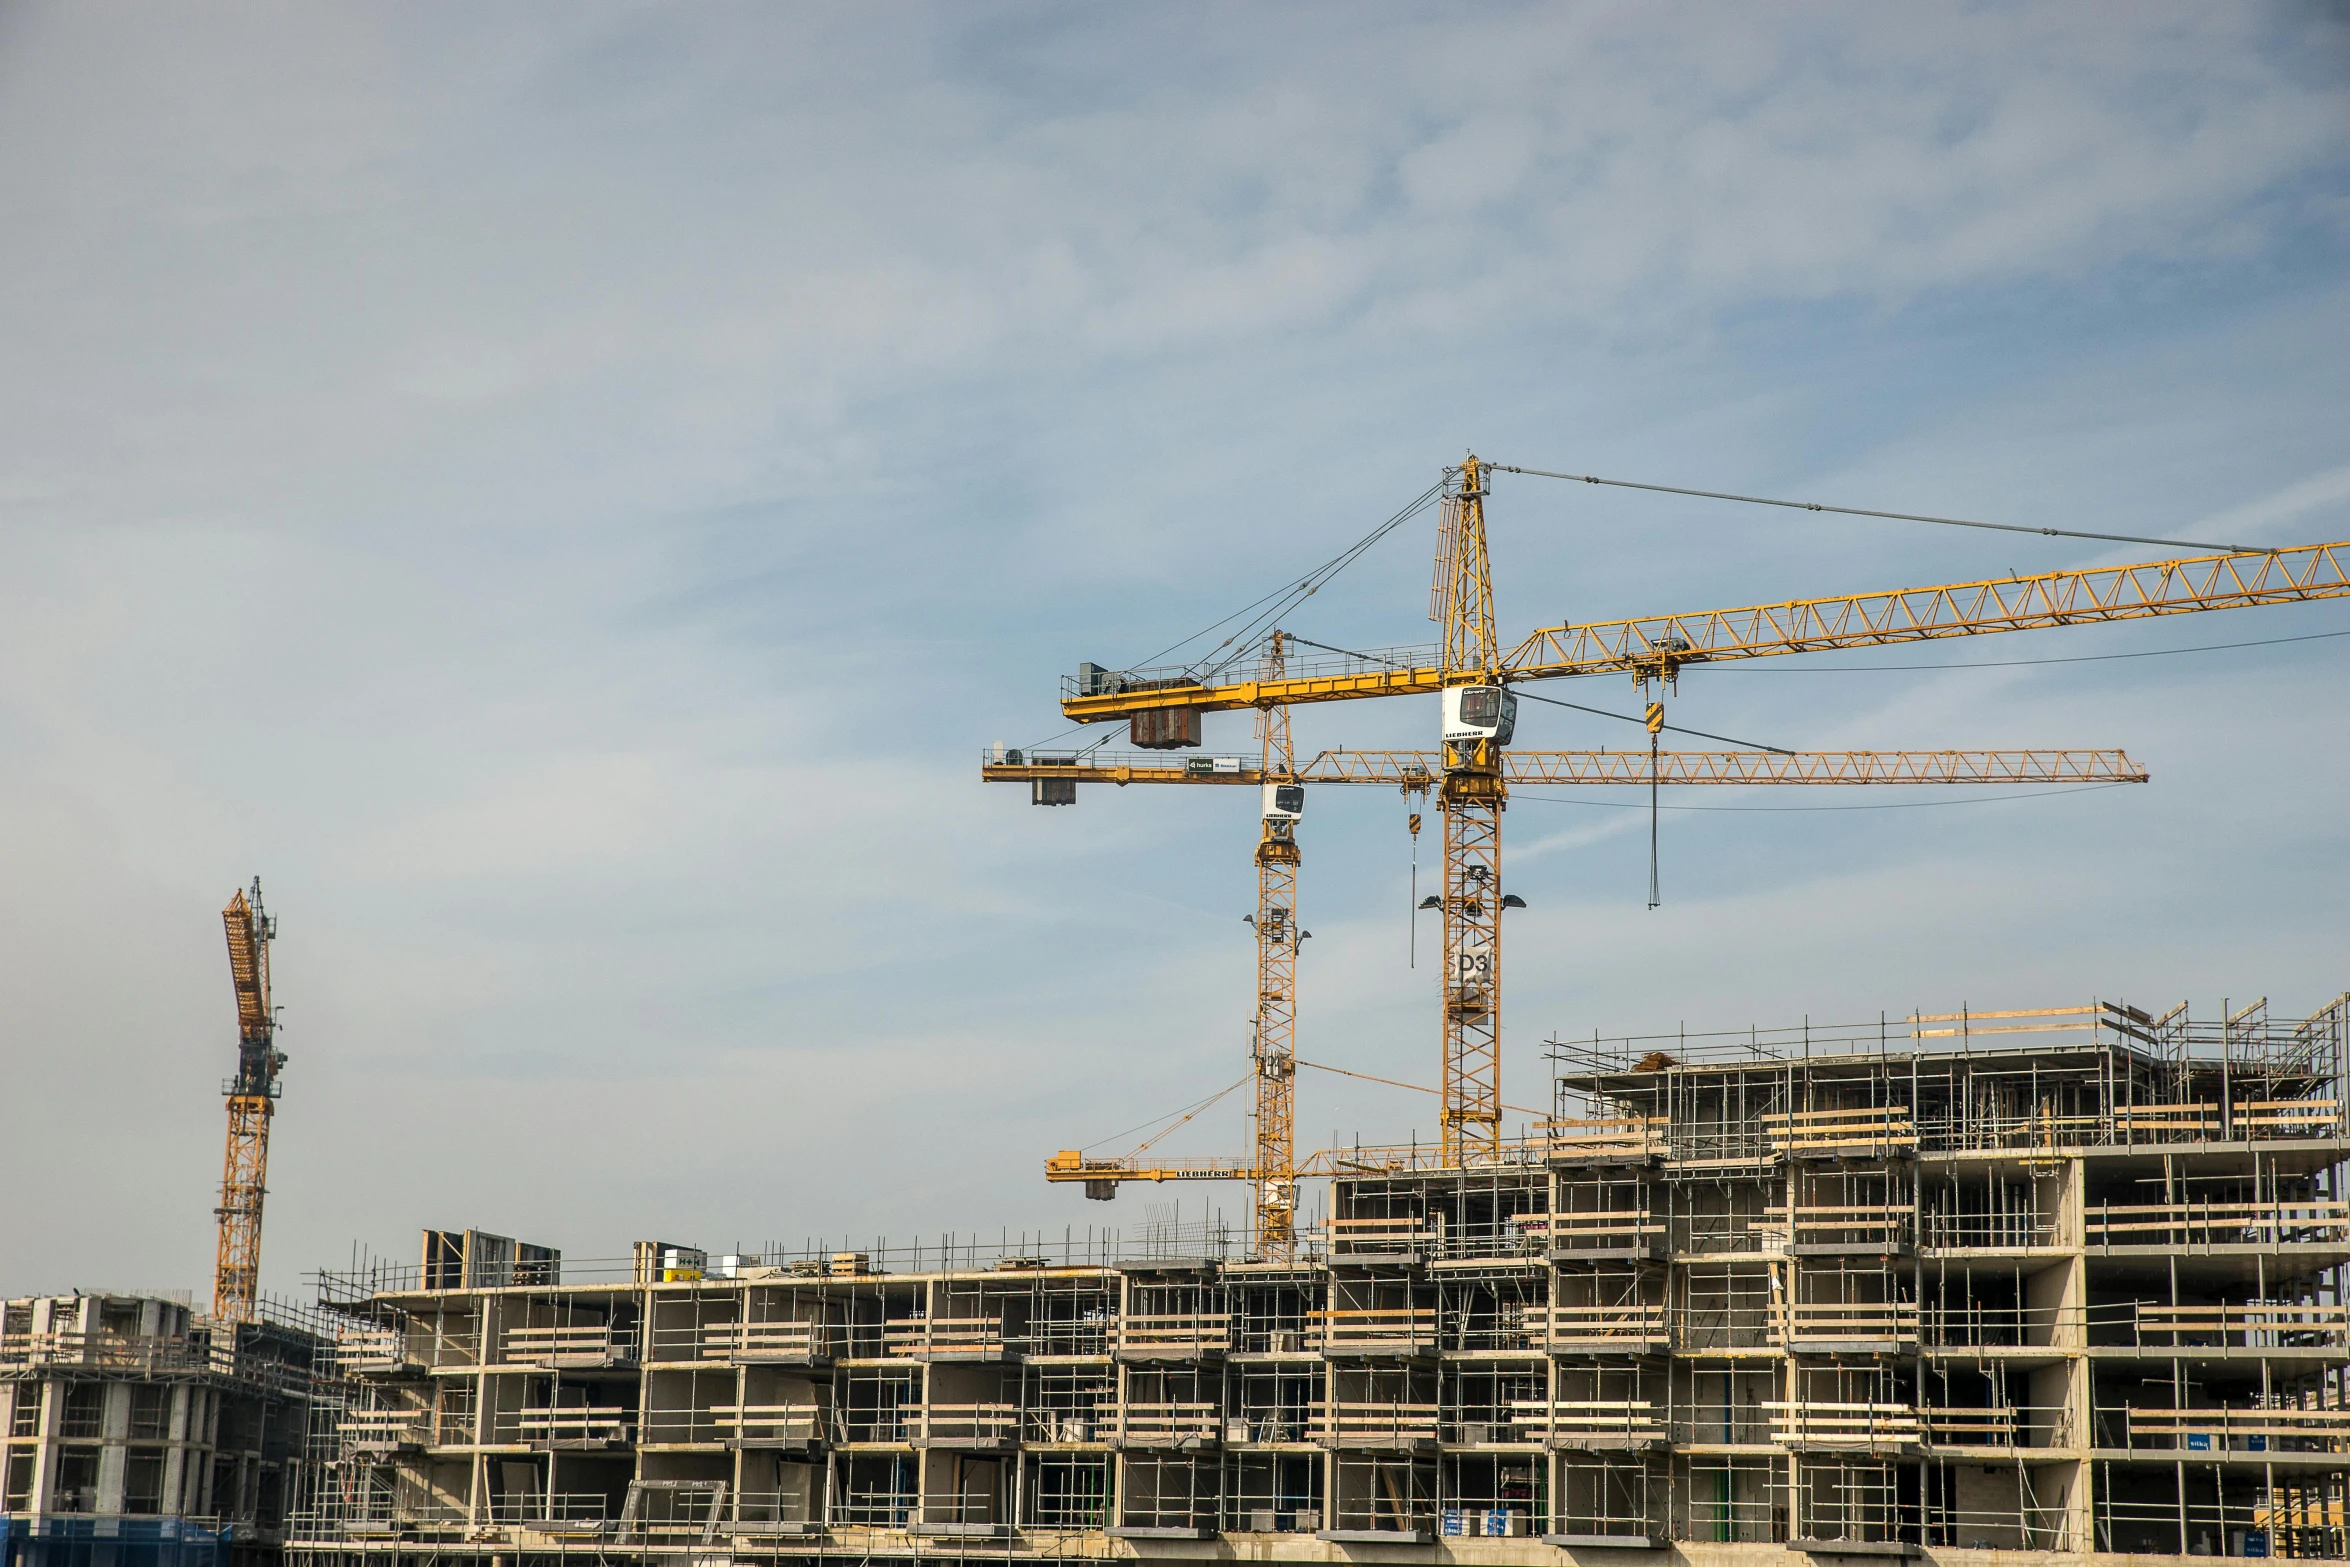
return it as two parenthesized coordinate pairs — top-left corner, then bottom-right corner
(731, 1492), (816, 1530)
(291, 1504), (458, 1541)
(1919, 1098), (2344, 1153)
(2124, 1301), (2350, 1350)
(335, 1329), (414, 1373)
(0, 1332), (213, 1375)
(1118, 1313), (1230, 1355)
(1765, 1108), (1916, 1157)
(906, 1401), (1019, 1446)
(1922, 1301), (2064, 1349)
(618, 1481), (729, 1540)
(1025, 1409), (1108, 1444)
(516, 1406), (634, 1444)
(833, 1407), (910, 1445)
(1329, 1217), (1439, 1257)
(1533, 1210), (1665, 1253)
(2237, 1100), (2345, 1136)
(681, 1320), (835, 1362)
(1309, 1402), (1440, 1446)
(1779, 1301), (1920, 1352)
(713, 1404), (824, 1445)
(489, 1493), (610, 1529)
(1919, 1208), (2061, 1249)
(503, 1325), (634, 1367)
(1767, 1204), (1916, 1249)
(1028, 1316), (1116, 1357)
(1509, 1399), (1664, 1445)
(1526, 1302), (1670, 1352)
(1670, 1404), (1776, 1445)
(2119, 1405), (2350, 1454)
(831, 1483), (916, 1527)
(2115, 1103), (2221, 1140)
(1921, 1404), (2071, 1449)
(1316, 1307), (1437, 1354)
(2086, 1200), (2350, 1249)
(1544, 1116), (1668, 1160)
(880, 1317), (1009, 1358)
(1766, 1401), (1923, 1449)
(639, 1408), (734, 1445)
(335, 1409), (433, 1449)
(1227, 1407), (1325, 1445)
(1442, 1413), (1539, 1447)
(1114, 1401), (1222, 1445)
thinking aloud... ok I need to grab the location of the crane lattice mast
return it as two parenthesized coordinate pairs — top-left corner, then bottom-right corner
(214, 879), (283, 1322)
(1432, 458), (1509, 1164)
(1249, 635), (1302, 1258)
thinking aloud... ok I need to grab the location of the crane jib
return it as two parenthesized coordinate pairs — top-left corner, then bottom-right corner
(1059, 540), (2350, 723)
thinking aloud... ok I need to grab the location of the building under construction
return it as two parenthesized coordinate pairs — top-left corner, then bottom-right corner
(1, 1292), (319, 1567)
(272, 989), (2350, 1564)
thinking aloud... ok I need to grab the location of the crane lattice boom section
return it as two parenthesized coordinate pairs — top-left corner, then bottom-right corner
(214, 881), (280, 1324)
(223, 890), (272, 1064)
(1507, 540), (2350, 680)
(1057, 541), (2350, 720)
(985, 748), (2148, 787)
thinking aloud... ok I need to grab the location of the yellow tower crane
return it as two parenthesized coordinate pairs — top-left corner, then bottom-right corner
(1247, 635), (1304, 1254)
(1056, 455), (2350, 1168)
(213, 879), (284, 1322)
(1000, 737), (2148, 1254)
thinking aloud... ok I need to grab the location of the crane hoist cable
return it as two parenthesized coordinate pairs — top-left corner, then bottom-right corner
(1646, 699), (1665, 910)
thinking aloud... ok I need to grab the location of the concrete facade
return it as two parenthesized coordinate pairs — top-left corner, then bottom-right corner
(1, 1292), (316, 1561)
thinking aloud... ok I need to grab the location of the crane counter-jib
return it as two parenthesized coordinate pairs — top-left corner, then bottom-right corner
(1058, 539), (2350, 723)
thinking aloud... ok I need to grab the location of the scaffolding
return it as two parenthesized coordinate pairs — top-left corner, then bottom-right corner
(280, 990), (2350, 1562)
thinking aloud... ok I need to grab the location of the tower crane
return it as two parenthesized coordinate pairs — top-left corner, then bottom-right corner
(214, 879), (284, 1322)
(1055, 455), (2350, 1167)
(999, 723), (2146, 1255)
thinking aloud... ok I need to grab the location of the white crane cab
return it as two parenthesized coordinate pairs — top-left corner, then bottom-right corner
(1262, 782), (1305, 822)
(1441, 684), (1518, 746)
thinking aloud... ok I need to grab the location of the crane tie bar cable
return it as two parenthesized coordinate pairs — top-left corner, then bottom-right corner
(1491, 464), (2276, 556)
(1275, 632), (1793, 752)
(1513, 687), (1793, 755)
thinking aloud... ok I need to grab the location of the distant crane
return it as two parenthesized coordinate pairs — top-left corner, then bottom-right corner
(1058, 454), (2350, 1166)
(999, 733), (2147, 1256)
(213, 879), (284, 1322)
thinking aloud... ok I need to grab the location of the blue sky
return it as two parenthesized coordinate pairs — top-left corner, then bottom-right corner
(1, 2), (2345, 1296)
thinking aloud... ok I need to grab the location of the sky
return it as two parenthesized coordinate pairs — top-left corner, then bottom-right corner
(0, 1), (2345, 1300)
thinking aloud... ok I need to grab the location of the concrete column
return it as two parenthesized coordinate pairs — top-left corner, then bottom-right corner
(23, 1381), (56, 1513)
(2062, 1155), (2095, 1551)
(160, 1385), (190, 1517)
(95, 1382), (130, 1512)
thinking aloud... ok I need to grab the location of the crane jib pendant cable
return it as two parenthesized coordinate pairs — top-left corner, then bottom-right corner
(1489, 464), (2280, 556)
